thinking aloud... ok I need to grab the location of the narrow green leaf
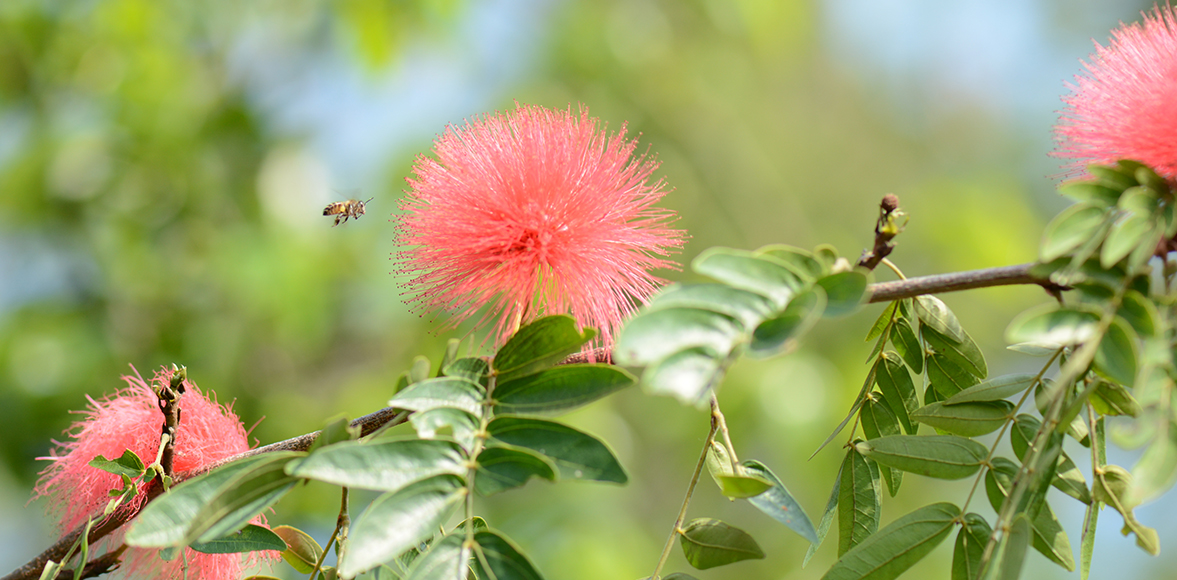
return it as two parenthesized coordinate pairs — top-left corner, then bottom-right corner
(471, 530), (545, 580)
(1093, 317), (1138, 386)
(812, 368), (876, 458)
(487, 416), (627, 483)
(821, 502), (960, 580)
(859, 393), (904, 495)
(1040, 203), (1108, 261)
(493, 315), (594, 382)
(914, 295), (965, 343)
(692, 248), (802, 308)
(942, 374), (1035, 405)
(89, 450), (146, 478)
(865, 302), (899, 342)
(287, 438), (464, 492)
(1058, 182), (1121, 206)
(494, 364), (635, 416)
(985, 514), (1031, 580)
(856, 435), (986, 480)
(189, 524), (287, 555)
(340, 475), (466, 579)
(922, 326), (986, 379)
(1080, 497), (1098, 580)
(874, 353), (917, 435)
(640, 346), (722, 407)
(952, 513), (991, 580)
(910, 401), (1012, 437)
(838, 447), (881, 556)
(889, 319), (923, 374)
(1006, 342), (1062, 356)
(189, 458), (303, 545)
(405, 533), (470, 580)
(1006, 304), (1101, 348)
(474, 446), (557, 496)
(271, 525), (322, 574)
(389, 377), (484, 416)
(750, 288), (826, 357)
(679, 518), (765, 570)
(647, 283), (774, 329)
(816, 271), (868, 317)
(612, 307), (742, 366)
(409, 408), (479, 451)
(926, 354), (980, 398)
(804, 466), (842, 567)
(742, 460), (819, 543)
(1101, 213), (1150, 267)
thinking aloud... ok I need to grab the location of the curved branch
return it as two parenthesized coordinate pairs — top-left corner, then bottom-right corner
(866, 263), (1063, 303)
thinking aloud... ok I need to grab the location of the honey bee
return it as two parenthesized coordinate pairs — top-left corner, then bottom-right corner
(323, 196), (374, 226)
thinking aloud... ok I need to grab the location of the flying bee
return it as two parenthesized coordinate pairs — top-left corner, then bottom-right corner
(323, 196), (374, 226)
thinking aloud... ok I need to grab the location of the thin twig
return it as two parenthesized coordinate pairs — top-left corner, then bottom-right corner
(857, 194), (905, 271)
(650, 401), (721, 580)
(866, 263), (1064, 303)
(157, 366), (186, 478)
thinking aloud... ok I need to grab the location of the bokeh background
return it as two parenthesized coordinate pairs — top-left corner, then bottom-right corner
(1, 0), (1172, 579)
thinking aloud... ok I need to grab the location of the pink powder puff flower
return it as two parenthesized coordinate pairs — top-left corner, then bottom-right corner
(395, 103), (686, 348)
(1054, 4), (1177, 182)
(34, 366), (276, 579)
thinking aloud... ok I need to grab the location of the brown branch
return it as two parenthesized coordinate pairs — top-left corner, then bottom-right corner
(866, 263), (1065, 303)
(857, 194), (906, 271)
(156, 367), (185, 477)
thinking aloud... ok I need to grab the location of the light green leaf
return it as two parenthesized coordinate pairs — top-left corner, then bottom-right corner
(921, 326), (986, 379)
(493, 315), (594, 382)
(1117, 290), (1159, 338)
(1093, 317), (1138, 386)
(405, 533), (470, 580)
(821, 502), (959, 580)
(865, 302), (899, 342)
(910, 401), (1012, 437)
(271, 525), (322, 574)
(816, 271), (868, 317)
(749, 288), (826, 357)
(1090, 380), (1142, 417)
(89, 450), (146, 478)
(984, 514), (1031, 580)
(1058, 182), (1121, 206)
(1006, 304), (1100, 348)
(389, 377), (484, 416)
(679, 518), (765, 570)
(473, 446), (557, 496)
(442, 357), (489, 384)
(874, 353), (917, 435)
(340, 475), (466, 579)
(914, 295), (965, 343)
(1080, 498), (1099, 580)
(855, 435), (986, 480)
(742, 460), (819, 543)
(952, 513), (990, 580)
(1040, 203), (1108, 261)
(612, 308), (742, 366)
(756, 244), (825, 279)
(189, 524), (287, 555)
(487, 417), (627, 483)
(494, 364), (634, 416)
(1129, 427), (1177, 506)
(1101, 213), (1150, 267)
(859, 394), (903, 496)
(640, 346), (722, 407)
(692, 248), (802, 308)
(287, 438), (464, 492)
(647, 283), (774, 329)
(471, 530), (545, 580)
(714, 473), (773, 499)
(942, 374), (1036, 405)
(838, 447), (881, 556)
(409, 408), (479, 452)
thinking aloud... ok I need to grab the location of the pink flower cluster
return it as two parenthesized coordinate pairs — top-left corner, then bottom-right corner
(1055, 4), (1177, 182)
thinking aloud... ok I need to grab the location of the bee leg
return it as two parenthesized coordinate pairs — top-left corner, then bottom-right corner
(333, 215), (342, 227)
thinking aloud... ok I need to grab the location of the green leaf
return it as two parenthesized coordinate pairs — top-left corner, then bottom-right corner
(493, 315), (594, 382)
(1080, 498), (1098, 580)
(816, 271), (868, 317)
(910, 401), (1012, 437)
(389, 377), (484, 416)
(679, 518), (765, 570)
(742, 460), (819, 543)
(1101, 213), (1151, 267)
(889, 319), (923, 374)
(188, 457), (302, 545)
(405, 533), (471, 580)
(855, 435), (987, 480)
(865, 302), (899, 342)
(942, 374), (1036, 405)
(749, 288), (826, 357)
(984, 514), (1031, 580)
(821, 502), (959, 580)
(126, 452), (304, 548)
(189, 524), (287, 555)
(474, 446), (557, 496)
(1117, 290), (1159, 338)
(640, 346), (722, 407)
(1006, 342), (1063, 356)
(442, 357), (489, 384)
(340, 475), (466, 579)
(271, 525), (322, 574)
(1090, 380), (1142, 416)
(926, 353), (979, 398)
(838, 447), (881, 556)
(952, 513), (990, 580)
(874, 353), (917, 435)
(487, 416), (627, 484)
(756, 244), (825, 279)
(89, 450), (146, 478)
(985, 458), (1076, 570)
(859, 394), (904, 496)
(1058, 182), (1122, 206)
(692, 248), (803, 308)
(1093, 317), (1138, 386)
(714, 473), (773, 499)
(1040, 203), (1108, 261)
(471, 530), (545, 580)
(914, 295), (964, 343)
(922, 326), (986, 379)
(647, 283), (774, 329)
(804, 467), (842, 567)
(410, 355), (432, 384)
(663, 574), (703, 580)
(494, 364), (635, 416)
(613, 308), (742, 367)
(1129, 427), (1177, 506)
(1006, 304), (1100, 348)
(1010, 415), (1091, 504)
(287, 438), (464, 492)
(409, 408), (479, 451)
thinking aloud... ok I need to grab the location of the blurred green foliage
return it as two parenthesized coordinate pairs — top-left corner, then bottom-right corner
(0, 1), (1165, 579)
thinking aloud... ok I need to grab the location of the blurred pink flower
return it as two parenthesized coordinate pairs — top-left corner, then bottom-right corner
(34, 366), (275, 579)
(396, 103), (686, 347)
(1054, 4), (1177, 181)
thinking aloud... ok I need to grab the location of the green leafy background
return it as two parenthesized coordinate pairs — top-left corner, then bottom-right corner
(0, 1), (1170, 579)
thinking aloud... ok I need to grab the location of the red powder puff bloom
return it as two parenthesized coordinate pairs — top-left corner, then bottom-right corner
(34, 366), (275, 579)
(395, 103), (686, 347)
(1054, 4), (1177, 181)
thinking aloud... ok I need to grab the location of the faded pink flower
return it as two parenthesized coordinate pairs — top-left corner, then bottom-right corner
(395, 103), (686, 347)
(34, 366), (275, 579)
(1054, 4), (1177, 181)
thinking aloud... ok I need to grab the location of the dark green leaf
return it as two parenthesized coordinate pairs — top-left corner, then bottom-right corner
(612, 308), (741, 366)
(821, 502), (959, 580)
(910, 401), (1012, 437)
(409, 408), (479, 451)
(647, 283), (774, 329)
(816, 272), (868, 317)
(405, 533), (470, 580)
(89, 450), (146, 478)
(889, 319), (923, 374)
(855, 435), (986, 480)
(874, 353), (917, 435)
(838, 447), (881, 556)
(1117, 290), (1158, 338)
(340, 475), (466, 578)
(942, 374), (1035, 405)
(679, 518), (765, 570)
(742, 460), (819, 543)
(692, 248), (803, 308)
(914, 295), (964, 343)
(271, 525), (322, 574)
(952, 513), (990, 580)
(487, 417), (626, 484)
(1040, 203), (1108, 261)
(189, 457), (302, 544)
(1093, 317), (1138, 386)
(493, 315), (594, 382)
(474, 446), (557, 496)
(865, 302), (899, 342)
(859, 394), (903, 495)
(471, 530), (545, 580)
(1101, 213), (1150, 267)
(804, 466), (842, 567)
(442, 357), (489, 384)
(749, 288), (826, 357)
(985, 458), (1076, 570)
(287, 438), (464, 492)
(640, 346), (721, 407)
(1006, 304), (1100, 348)
(389, 377), (484, 416)
(922, 326), (986, 379)
(495, 364), (635, 416)
(926, 353), (979, 398)
(189, 524), (287, 555)
(1010, 415), (1091, 504)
